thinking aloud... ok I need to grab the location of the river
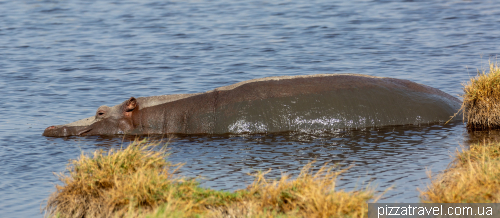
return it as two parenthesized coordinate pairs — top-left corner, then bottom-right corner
(1, 0), (499, 217)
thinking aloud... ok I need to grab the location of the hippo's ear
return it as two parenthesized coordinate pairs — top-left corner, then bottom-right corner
(125, 97), (138, 112)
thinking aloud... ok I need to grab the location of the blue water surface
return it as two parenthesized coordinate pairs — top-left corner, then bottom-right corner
(1, 0), (499, 217)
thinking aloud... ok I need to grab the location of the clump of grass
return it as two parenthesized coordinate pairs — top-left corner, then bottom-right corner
(462, 61), (500, 129)
(44, 139), (380, 218)
(43, 140), (209, 217)
(208, 163), (379, 218)
(420, 141), (500, 203)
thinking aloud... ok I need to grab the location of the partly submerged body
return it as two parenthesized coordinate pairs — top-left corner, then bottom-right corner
(43, 74), (462, 137)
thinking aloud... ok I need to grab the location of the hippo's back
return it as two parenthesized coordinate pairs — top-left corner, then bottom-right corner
(206, 74), (461, 134)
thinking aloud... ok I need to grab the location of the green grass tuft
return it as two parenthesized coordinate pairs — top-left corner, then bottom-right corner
(44, 139), (380, 218)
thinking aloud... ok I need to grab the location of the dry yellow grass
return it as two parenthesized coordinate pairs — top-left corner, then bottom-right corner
(420, 141), (500, 203)
(462, 61), (500, 129)
(43, 140), (205, 218)
(206, 163), (379, 218)
(44, 140), (379, 218)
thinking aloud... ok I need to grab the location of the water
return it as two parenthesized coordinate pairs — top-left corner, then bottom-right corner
(1, 0), (499, 217)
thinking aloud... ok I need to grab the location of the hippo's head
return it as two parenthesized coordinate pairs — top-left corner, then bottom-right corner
(43, 97), (139, 137)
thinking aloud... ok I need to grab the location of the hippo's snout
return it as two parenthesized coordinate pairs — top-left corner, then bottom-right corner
(43, 125), (87, 137)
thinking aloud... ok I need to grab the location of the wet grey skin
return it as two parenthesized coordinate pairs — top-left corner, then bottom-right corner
(43, 74), (462, 137)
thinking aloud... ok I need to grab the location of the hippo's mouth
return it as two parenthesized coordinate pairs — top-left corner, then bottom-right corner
(43, 125), (91, 137)
(43, 116), (96, 137)
(77, 127), (93, 136)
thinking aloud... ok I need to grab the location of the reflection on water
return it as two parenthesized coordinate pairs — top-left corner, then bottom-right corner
(465, 129), (500, 145)
(100, 121), (467, 203)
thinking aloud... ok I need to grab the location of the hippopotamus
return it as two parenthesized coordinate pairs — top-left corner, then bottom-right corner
(43, 74), (462, 137)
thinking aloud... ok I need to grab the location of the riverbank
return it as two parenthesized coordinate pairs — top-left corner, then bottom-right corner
(420, 62), (500, 203)
(43, 140), (380, 218)
(461, 61), (500, 129)
(420, 140), (500, 203)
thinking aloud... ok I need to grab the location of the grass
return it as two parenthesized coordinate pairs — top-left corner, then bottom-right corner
(420, 60), (500, 202)
(43, 140), (199, 217)
(420, 141), (500, 203)
(461, 61), (500, 129)
(43, 139), (380, 218)
(193, 163), (378, 218)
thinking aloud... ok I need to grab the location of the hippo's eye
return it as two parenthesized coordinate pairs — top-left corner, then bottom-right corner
(96, 110), (106, 117)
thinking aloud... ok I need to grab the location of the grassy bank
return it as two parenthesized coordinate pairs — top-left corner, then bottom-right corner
(421, 60), (500, 202)
(461, 61), (500, 129)
(44, 140), (379, 218)
(420, 141), (500, 203)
